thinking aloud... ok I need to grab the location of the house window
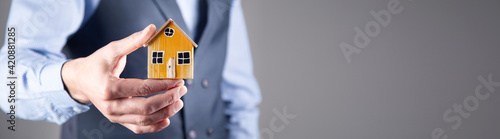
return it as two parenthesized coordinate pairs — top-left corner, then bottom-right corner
(152, 51), (164, 64)
(164, 27), (174, 37)
(177, 51), (191, 65)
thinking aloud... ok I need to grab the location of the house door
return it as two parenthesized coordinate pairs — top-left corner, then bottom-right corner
(167, 58), (175, 78)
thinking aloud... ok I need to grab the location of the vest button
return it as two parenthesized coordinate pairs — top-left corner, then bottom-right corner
(189, 130), (197, 139)
(202, 79), (209, 88)
(206, 128), (214, 136)
(185, 79), (193, 88)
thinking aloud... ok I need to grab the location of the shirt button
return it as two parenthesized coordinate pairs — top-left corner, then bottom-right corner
(202, 79), (209, 88)
(206, 128), (214, 136)
(189, 130), (197, 139)
(186, 79), (193, 88)
(73, 107), (81, 112)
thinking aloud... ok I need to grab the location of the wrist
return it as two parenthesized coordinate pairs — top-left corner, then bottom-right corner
(62, 59), (91, 104)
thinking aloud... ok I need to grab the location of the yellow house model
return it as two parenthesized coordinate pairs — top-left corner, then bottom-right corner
(143, 19), (198, 79)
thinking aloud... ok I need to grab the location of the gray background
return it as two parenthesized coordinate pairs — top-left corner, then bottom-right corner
(2, 0), (500, 138)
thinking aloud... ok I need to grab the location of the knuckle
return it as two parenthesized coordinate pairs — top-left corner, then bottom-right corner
(165, 94), (175, 105)
(102, 103), (115, 115)
(132, 128), (143, 134)
(127, 35), (138, 45)
(172, 90), (180, 100)
(149, 123), (165, 133)
(107, 41), (123, 57)
(137, 116), (152, 126)
(161, 107), (171, 118)
(165, 109), (175, 118)
(141, 103), (156, 114)
(102, 92), (113, 100)
(149, 126), (159, 133)
(137, 83), (154, 96)
(104, 84), (117, 99)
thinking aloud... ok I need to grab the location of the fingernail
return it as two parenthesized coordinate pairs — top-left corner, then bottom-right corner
(178, 86), (187, 96)
(143, 24), (152, 32)
(174, 79), (184, 87)
(143, 24), (153, 31)
(174, 101), (184, 112)
(179, 80), (185, 86)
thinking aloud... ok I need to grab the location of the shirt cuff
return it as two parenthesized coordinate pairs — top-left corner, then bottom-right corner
(40, 60), (90, 115)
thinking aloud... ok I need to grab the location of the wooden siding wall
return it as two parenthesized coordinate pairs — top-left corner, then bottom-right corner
(148, 23), (194, 79)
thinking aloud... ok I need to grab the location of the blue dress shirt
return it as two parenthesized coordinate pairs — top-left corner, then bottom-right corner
(0, 0), (261, 138)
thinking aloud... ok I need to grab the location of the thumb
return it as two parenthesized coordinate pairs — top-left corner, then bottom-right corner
(110, 24), (156, 57)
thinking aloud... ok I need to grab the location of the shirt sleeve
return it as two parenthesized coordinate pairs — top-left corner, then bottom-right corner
(0, 0), (94, 124)
(222, 0), (262, 138)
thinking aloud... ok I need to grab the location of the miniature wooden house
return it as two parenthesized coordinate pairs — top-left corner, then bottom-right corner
(143, 19), (198, 79)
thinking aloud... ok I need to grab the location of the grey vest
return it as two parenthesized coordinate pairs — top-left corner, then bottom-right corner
(61, 0), (231, 138)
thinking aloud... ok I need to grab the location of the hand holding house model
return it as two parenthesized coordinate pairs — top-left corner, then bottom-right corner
(143, 19), (197, 79)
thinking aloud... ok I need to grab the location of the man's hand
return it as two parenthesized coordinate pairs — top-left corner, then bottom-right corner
(61, 24), (187, 134)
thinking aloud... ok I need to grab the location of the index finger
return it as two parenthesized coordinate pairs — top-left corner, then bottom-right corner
(106, 78), (184, 99)
(109, 24), (157, 57)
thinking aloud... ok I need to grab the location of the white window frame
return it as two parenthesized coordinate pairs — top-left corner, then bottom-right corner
(152, 51), (164, 64)
(164, 27), (175, 37)
(177, 51), (191, 65)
